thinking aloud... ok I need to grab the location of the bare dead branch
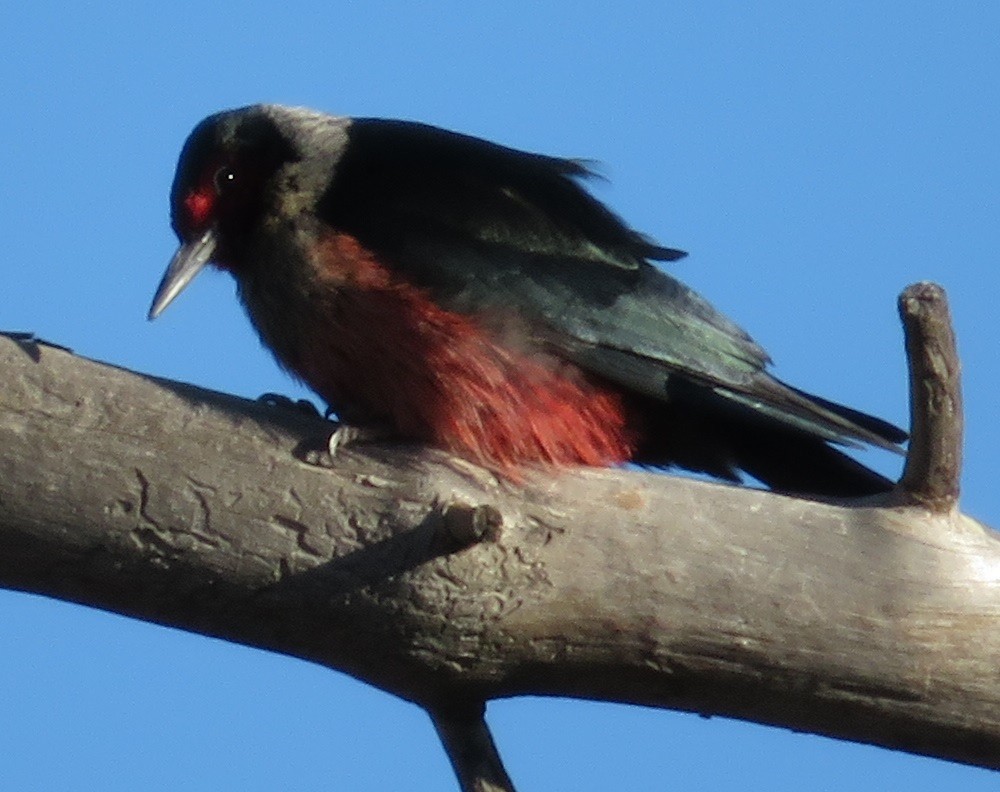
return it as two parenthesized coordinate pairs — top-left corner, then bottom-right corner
(431, 703), (516, 792)
(897, 282), (964, 510)
(0, 283), (997, 791)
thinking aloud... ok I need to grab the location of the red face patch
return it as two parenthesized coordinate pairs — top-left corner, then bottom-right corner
(182, 184), (216, 234)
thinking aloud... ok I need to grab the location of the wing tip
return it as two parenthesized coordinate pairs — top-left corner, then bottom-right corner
(649, 244), (687, 262)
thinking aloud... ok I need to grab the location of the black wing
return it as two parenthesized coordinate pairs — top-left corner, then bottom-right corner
(318, 119), (905, 472)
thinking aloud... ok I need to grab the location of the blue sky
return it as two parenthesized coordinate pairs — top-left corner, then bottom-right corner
(2, 3), (998, 789)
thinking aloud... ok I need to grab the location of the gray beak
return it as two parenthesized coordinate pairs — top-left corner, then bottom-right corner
(148, 226), (218, 320)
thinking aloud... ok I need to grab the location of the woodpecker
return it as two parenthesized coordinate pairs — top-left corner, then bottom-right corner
(150, 104), (905, 495)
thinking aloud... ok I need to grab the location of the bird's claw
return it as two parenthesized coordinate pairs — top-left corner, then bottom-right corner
(327, 423), (393, 456)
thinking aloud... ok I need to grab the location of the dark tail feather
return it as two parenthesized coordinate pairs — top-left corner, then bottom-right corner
(784, 384), (908, 446)
(630, 382), (901, 497)
(728, 430), (895, 497)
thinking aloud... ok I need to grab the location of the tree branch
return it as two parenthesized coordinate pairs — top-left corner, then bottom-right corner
(0, 283), (997, 790)
(431, 702), (516, 792)
(898, 282), (964, 509)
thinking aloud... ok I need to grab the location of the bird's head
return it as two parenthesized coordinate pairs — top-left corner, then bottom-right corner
(149, 104), (349, 319)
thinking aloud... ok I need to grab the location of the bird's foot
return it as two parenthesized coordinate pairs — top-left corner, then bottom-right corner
(328, 422), (394, 456)
(294, 421), (395, 468)
(257, 392), (322, 418)
(6, 332), (74, 358)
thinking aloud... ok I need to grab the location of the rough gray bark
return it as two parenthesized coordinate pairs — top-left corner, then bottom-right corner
(0, 283), (996, 791)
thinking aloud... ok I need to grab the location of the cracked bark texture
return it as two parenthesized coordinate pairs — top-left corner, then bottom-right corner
(0, 283), (997, 790)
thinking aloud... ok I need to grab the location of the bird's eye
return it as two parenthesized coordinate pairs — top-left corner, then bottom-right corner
(213, 166), (237, 193)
